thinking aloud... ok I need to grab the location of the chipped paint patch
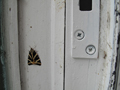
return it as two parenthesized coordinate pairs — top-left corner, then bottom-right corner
(55, 0), (65, 12)
(108, 0), (120, 90)
(104, 51), (107, 59)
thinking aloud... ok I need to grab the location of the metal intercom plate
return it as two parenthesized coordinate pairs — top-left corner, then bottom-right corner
(72, 0), (99, 58)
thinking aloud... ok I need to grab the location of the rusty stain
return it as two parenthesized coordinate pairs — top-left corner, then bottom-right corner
(59, 7), (62, 10)
(55, 1), (65, 12)
(107, 12), (110, 23)
(107, 42), (112, 49)
(103, 51), (107, 59)
(63, 1), (66, 3)
(30, 26), (32, 28)
(60, 65), (62, 68)
(9, 8), (11, 11)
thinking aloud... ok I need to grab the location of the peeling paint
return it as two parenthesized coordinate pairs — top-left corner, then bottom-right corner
(108, 0), (120, 90)
(55, 0), (65, 12)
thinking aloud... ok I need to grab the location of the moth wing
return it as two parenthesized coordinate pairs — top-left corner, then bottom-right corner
(28, 48), (34, 65)
(28, 48), (41, 66)
(34, 54), (41, 66)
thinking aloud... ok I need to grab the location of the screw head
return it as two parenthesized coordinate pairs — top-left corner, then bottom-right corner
(74, 30), (85, 40)
(86, 45), (96, 55)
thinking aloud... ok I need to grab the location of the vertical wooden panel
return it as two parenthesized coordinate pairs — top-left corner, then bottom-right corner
(18, 0), (64, 90)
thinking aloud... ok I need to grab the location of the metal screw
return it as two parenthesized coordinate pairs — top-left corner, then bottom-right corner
(86, 45), (96, 55)
(74, 30), (84, 40)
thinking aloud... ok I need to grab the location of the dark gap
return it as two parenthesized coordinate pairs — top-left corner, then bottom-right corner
(63, 0), (66, 90)
(79, 0), (92, 11)
(17, 0), (22, 89)
(0, 0), (7, 90)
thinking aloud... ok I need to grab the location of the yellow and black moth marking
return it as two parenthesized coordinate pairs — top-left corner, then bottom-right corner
(28, 48), (41, 66)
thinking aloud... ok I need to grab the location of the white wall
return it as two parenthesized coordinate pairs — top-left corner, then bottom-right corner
(3, 0), (120, 90)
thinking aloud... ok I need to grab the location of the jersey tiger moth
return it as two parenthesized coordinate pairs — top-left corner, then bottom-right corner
(28, 48), (41, 66)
